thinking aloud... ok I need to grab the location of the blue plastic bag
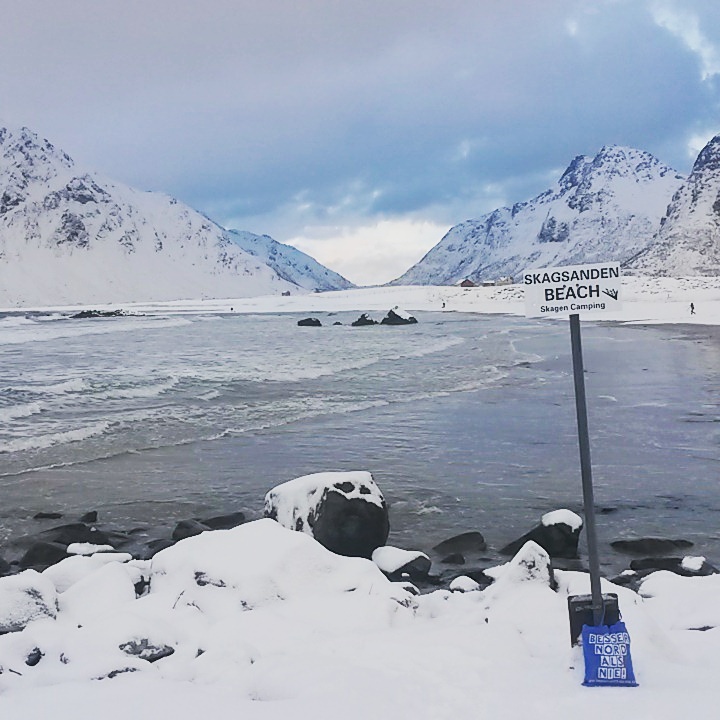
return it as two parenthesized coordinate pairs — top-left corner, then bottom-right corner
(581, 621), (638, 687)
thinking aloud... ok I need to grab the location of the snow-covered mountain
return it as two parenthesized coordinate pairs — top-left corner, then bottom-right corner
(627, 136), (720, 276)
(0, 127), (352, 306)
(392, 146), (685, 285)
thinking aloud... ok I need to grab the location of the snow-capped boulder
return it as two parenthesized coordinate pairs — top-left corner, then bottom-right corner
(0, 570), (58, 633)
(449, 575), (481, 593)
(264, 471), (390, 558)
(487, 541), (557, 590)
(372, 546), (431, 580)
(500, 509), (583, 559)
(351, 313), (378, 326)
(380, 307), (418, 325)
(297, 317), (322, 327)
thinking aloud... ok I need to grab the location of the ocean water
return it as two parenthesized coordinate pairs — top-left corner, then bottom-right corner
(1, 310), (718, 574)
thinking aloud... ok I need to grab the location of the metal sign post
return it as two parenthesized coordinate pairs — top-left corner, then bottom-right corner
(569, 312), (603, 625)
(523, 261), (623, 636)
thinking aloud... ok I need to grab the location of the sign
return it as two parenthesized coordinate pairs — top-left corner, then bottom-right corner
(581, 621), (638, 687)
(523, 262), (622, 317)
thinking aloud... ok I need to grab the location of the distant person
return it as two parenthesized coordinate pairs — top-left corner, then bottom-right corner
(690, 302), (695, 315)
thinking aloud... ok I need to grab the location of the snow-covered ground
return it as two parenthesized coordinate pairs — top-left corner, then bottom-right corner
(2, 276), (719, 718)
(8, 275), (717, 327)
(2, 518), (719, 719)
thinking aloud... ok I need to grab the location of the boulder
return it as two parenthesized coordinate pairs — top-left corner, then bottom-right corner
(629, 555), (718, 577)
(500, 509), (583, 559)
(372, 546), (431, 580)
(33, 511), (63, 520)
(489, 540), (557, 591)
(35, 522), (111, 547)
(0, 570), (58, 634)
(0, 556), (11, 576)
(119, 638), (175, 663)
(200, 511), (247, 530)
(171, 519), (210, 542)
(380, 307), (418, 325)
(264, 471), (390, 558)
(351, 313), (377, 327)
(20, 541), (69, 570)
(297, 317), (322, 327)
(79, 510), (98, 523)
(432, 531), (487, 556)
(610, 537), (694, 555)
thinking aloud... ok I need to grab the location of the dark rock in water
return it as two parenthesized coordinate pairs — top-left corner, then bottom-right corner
(500, 510), (583, 559)
(433, 531), (487, 556)
(200, 511), (247, 530)
(119, 638), (175, 663)
(79, 510), (98, 523)
(611, 538), (694, 555)
(380, 307), (418, 325)
(333, 321), (343, 325)
(297, 317), (322, 327)
(142, 539), (175, 559)
(440, 552), (466, 565)
(35, 523), (110, 548)
(265, 471), (389, 559)
(20, 541), (69, 570)
(33, 511), (63, 520)
(629, 556), (718, 576)
(351, 313), (378, 327)
(0, 556), (11, 576)
(171, 519), (210, 542)
(70, 309), (127, 319)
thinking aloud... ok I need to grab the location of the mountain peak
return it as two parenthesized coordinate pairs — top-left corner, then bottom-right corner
(691, 135), (720, 175)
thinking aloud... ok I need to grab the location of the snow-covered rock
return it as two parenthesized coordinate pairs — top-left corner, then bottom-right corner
(0, 126), (352, 306)
(0, 570), (58, 633)
(393, 145), (684, 284)
(264, 471), (390, 558)
(628, 135), (720, 276)
(372, 546), (431, 578)
(500, 509), (583, 559)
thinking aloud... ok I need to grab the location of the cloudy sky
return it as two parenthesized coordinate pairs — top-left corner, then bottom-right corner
(1, 1), (719, 284)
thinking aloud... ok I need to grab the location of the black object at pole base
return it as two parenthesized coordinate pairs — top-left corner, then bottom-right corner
(568, 593), (620, 646)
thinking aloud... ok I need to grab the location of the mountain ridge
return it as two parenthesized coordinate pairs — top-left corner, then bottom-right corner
(0, 126), (352, 307)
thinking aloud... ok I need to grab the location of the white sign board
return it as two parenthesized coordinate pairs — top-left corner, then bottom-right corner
(523, 262), (622, 317)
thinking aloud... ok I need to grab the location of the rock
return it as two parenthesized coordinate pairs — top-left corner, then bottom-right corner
(35, 522), (111, 547)
(500, 509), (583, 559)
(70, 309), (127, 319)
(490, 541), (557, 590)
(432, 531), (487, 556)
(380, 307), (418, 325)
(297, 317), (322, 327)
(171, 519), (210, 542)
(440, 552), (466, 565)
(79, 510), (98, 523)
(629, 555), (718, 577)
(610, 538), (694, 555)
(0, 556), (11, 576)
(200, 511), (247, 530)
(19, 541), (69, 570)
(264, 471), (390, 558)
(372, 546), (431, 580)
(33, 511), (63, 520)
(351, 313), (377, 327)
(449, 576), (481, 592)
(0, 569), (58, 633)
(119, 638), (175, 663)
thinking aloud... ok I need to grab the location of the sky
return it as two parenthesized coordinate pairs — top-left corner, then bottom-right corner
(1, 0), (719, 285)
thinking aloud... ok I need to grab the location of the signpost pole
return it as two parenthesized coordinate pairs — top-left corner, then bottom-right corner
(569, 312), (603, 625)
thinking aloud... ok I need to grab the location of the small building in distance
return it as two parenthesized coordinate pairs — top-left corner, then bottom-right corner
(459, 279), (476, 288)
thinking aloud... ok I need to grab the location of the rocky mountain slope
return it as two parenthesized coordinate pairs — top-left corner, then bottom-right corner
(392, 145), (685, 285)
(627, 135), (720, 276)
(0, 127), (352, 306)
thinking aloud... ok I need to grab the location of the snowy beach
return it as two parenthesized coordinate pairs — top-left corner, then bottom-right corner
(1, 276), (720, 718)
